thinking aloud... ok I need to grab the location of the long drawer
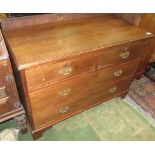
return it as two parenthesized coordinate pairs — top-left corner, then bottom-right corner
(30, 76), (133, 128)
(25, 52), (98, 92)
(98, 39), (149, 69)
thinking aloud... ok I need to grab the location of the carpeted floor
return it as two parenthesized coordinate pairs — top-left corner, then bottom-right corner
(128, 75), (155, 118)
(1, 97), (155, 140)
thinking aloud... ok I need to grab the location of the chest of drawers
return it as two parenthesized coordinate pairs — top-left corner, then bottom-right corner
(1, 14), (154, 139)
(0, 29), (27, 132)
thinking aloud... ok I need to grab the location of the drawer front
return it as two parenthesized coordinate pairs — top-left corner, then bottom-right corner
(30, 73), (133, 128)
(30, 73), (96, 110)
(29, 58), (136, 116)
(80, 76), (133, 109)
(0, 97), (10, 114)
(96, 59), (139, 84)
(98, 39), (149, 69)
(26, 53), (98, 92)
(30, 73), (96, 128)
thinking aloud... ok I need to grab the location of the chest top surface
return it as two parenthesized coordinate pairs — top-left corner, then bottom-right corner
(1, 14), (153, 70)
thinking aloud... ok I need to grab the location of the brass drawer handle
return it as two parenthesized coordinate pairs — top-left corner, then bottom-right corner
(120, 51), (130, 59)
(58, 65), (73, 76)
(59, 88), (71, 96)
(59, 106), (69, 114)
(108, 87), (117, 93)
(114, 70), (123, 77)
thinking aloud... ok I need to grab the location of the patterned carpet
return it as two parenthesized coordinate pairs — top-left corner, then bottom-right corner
(128, 76), (155, 118)
(1, 97), (155, 140)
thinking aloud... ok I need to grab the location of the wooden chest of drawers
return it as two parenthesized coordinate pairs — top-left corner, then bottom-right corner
(0, 29), (27, 132)
(1, 14), (154, 139)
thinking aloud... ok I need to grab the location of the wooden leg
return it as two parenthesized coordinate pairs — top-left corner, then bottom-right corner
(135, 75), (142, 80)
(15, 113), (28, 134)
(31, 125), (53, 140)
(121, 92), (128, 99)
(32, 131), (44, 140)
(135, 72), (143, 80)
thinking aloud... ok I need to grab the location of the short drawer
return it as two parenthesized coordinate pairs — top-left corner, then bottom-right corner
(96, 59), (140, 84)
(98, 39), (149, 69)
(0, 97), (10, 115)
(25, 53), (98, 92)
(30, 74), (133, 128)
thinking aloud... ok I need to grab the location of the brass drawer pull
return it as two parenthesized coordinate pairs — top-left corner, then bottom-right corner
(108, 87), (117, 93)
(59, 106), (69, 114)
(59, 88), (71, 96)
(120, 51), (130, 59)
(58, 65), (73, 76)
(114, 70), (123, 77)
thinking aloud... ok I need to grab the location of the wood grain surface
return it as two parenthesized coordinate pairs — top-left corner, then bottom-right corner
(1, 14), (153, 138)
(2, 14), (152, 70)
